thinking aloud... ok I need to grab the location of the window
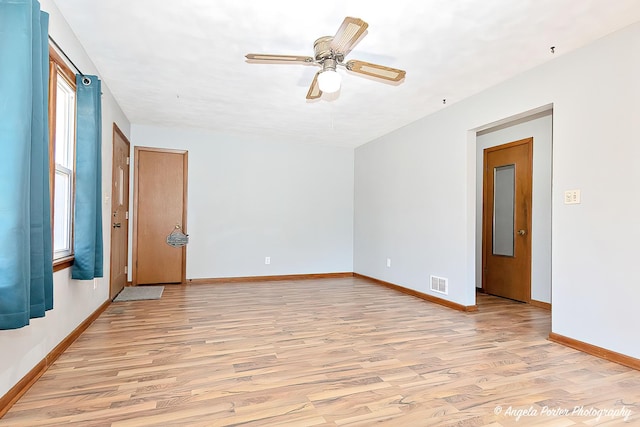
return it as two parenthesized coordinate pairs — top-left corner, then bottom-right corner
(49, 48), (77, 268)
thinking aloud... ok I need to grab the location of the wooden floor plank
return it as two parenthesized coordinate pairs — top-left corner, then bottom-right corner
(1, 277), (639, 426)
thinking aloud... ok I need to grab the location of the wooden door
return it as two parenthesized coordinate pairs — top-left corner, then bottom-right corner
(482, 138), (532, 302)
(109, 125), (130, 299)
(133, 147), (188, 285)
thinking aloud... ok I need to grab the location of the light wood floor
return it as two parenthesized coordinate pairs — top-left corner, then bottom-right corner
(1, 277), (639, 426)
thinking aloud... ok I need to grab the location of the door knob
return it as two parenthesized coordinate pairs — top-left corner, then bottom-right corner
(113, 223), (121, 228)
(517, 229), (526, 236)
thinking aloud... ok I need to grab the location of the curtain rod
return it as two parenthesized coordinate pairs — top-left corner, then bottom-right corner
(48, 35), (85, 76)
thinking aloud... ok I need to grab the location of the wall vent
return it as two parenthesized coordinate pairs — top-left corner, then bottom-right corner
(430, 275), (448, 295)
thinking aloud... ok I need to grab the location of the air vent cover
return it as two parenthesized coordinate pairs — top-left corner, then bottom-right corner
(430, 275), (448, 295)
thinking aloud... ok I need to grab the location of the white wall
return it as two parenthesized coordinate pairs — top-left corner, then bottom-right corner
(355, 23), (640, 358)
(354, 116), (470, 305)
(475, 112), (553, 303)
(0, 0), (130, 398)
(130, 125), (354, 279)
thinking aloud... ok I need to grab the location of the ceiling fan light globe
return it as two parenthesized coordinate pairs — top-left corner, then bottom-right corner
(317, 70), (341, 93)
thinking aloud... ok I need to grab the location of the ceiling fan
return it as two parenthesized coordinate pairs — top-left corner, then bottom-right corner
(245, 17), (406, 100)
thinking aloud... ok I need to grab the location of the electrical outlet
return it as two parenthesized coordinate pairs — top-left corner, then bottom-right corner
(265, 256), (271, 265)
(386, 258), (391, 268)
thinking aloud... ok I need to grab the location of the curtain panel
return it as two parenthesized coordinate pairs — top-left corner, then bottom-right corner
(0, 0), (53, 329)
(71, 75), (103, 280)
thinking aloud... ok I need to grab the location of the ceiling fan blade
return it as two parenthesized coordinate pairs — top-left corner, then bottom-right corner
(330, 17), (368, 55)
(346, 60), (406, 82)
(306, 72), (322, 100)
(245, 53), (314, 64)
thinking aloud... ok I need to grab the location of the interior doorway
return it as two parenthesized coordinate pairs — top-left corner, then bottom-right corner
(109, 124), (130, 299)
(132, 147), (188, 285)
(475, 108), (553, 309)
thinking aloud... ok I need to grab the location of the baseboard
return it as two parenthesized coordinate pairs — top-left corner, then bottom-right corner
(355, 273), (478, 312)
(530, 299), (551, 310)
(0, 299), (111, 418)
(548, 332), (640, 371)
(0, 360), (46, 419)
(188, 272), (354, 284)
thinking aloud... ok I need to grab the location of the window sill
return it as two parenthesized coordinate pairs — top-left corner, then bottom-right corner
(53, 256), (74, 272)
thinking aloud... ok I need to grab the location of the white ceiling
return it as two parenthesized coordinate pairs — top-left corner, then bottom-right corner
(52, 0), (640, 148)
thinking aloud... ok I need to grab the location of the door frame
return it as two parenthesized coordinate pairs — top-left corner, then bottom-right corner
(132, 146), (188, 286)
(473, 106), (553, 310)
(481, 137), (533, 302)
(109, 124), (131, 299)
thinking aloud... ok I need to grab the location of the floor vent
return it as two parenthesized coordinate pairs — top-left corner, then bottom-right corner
(430, 275), (448, 295)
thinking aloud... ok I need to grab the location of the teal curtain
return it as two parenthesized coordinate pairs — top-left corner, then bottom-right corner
(0, 0), (53, 329)
(71, 75), (103, 280)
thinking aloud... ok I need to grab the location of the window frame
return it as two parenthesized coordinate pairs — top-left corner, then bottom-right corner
(48, 47), (77, 271)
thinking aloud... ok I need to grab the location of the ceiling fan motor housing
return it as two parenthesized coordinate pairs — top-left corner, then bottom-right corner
(313, 36), (333, 60)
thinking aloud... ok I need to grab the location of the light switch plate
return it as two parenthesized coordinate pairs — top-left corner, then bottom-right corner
(564, 189), (581, 204)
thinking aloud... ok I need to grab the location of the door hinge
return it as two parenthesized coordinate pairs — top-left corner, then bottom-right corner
(125, 211), (129, 220)
(124, 266), (128, 274)
(126, 157), (130, 165)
